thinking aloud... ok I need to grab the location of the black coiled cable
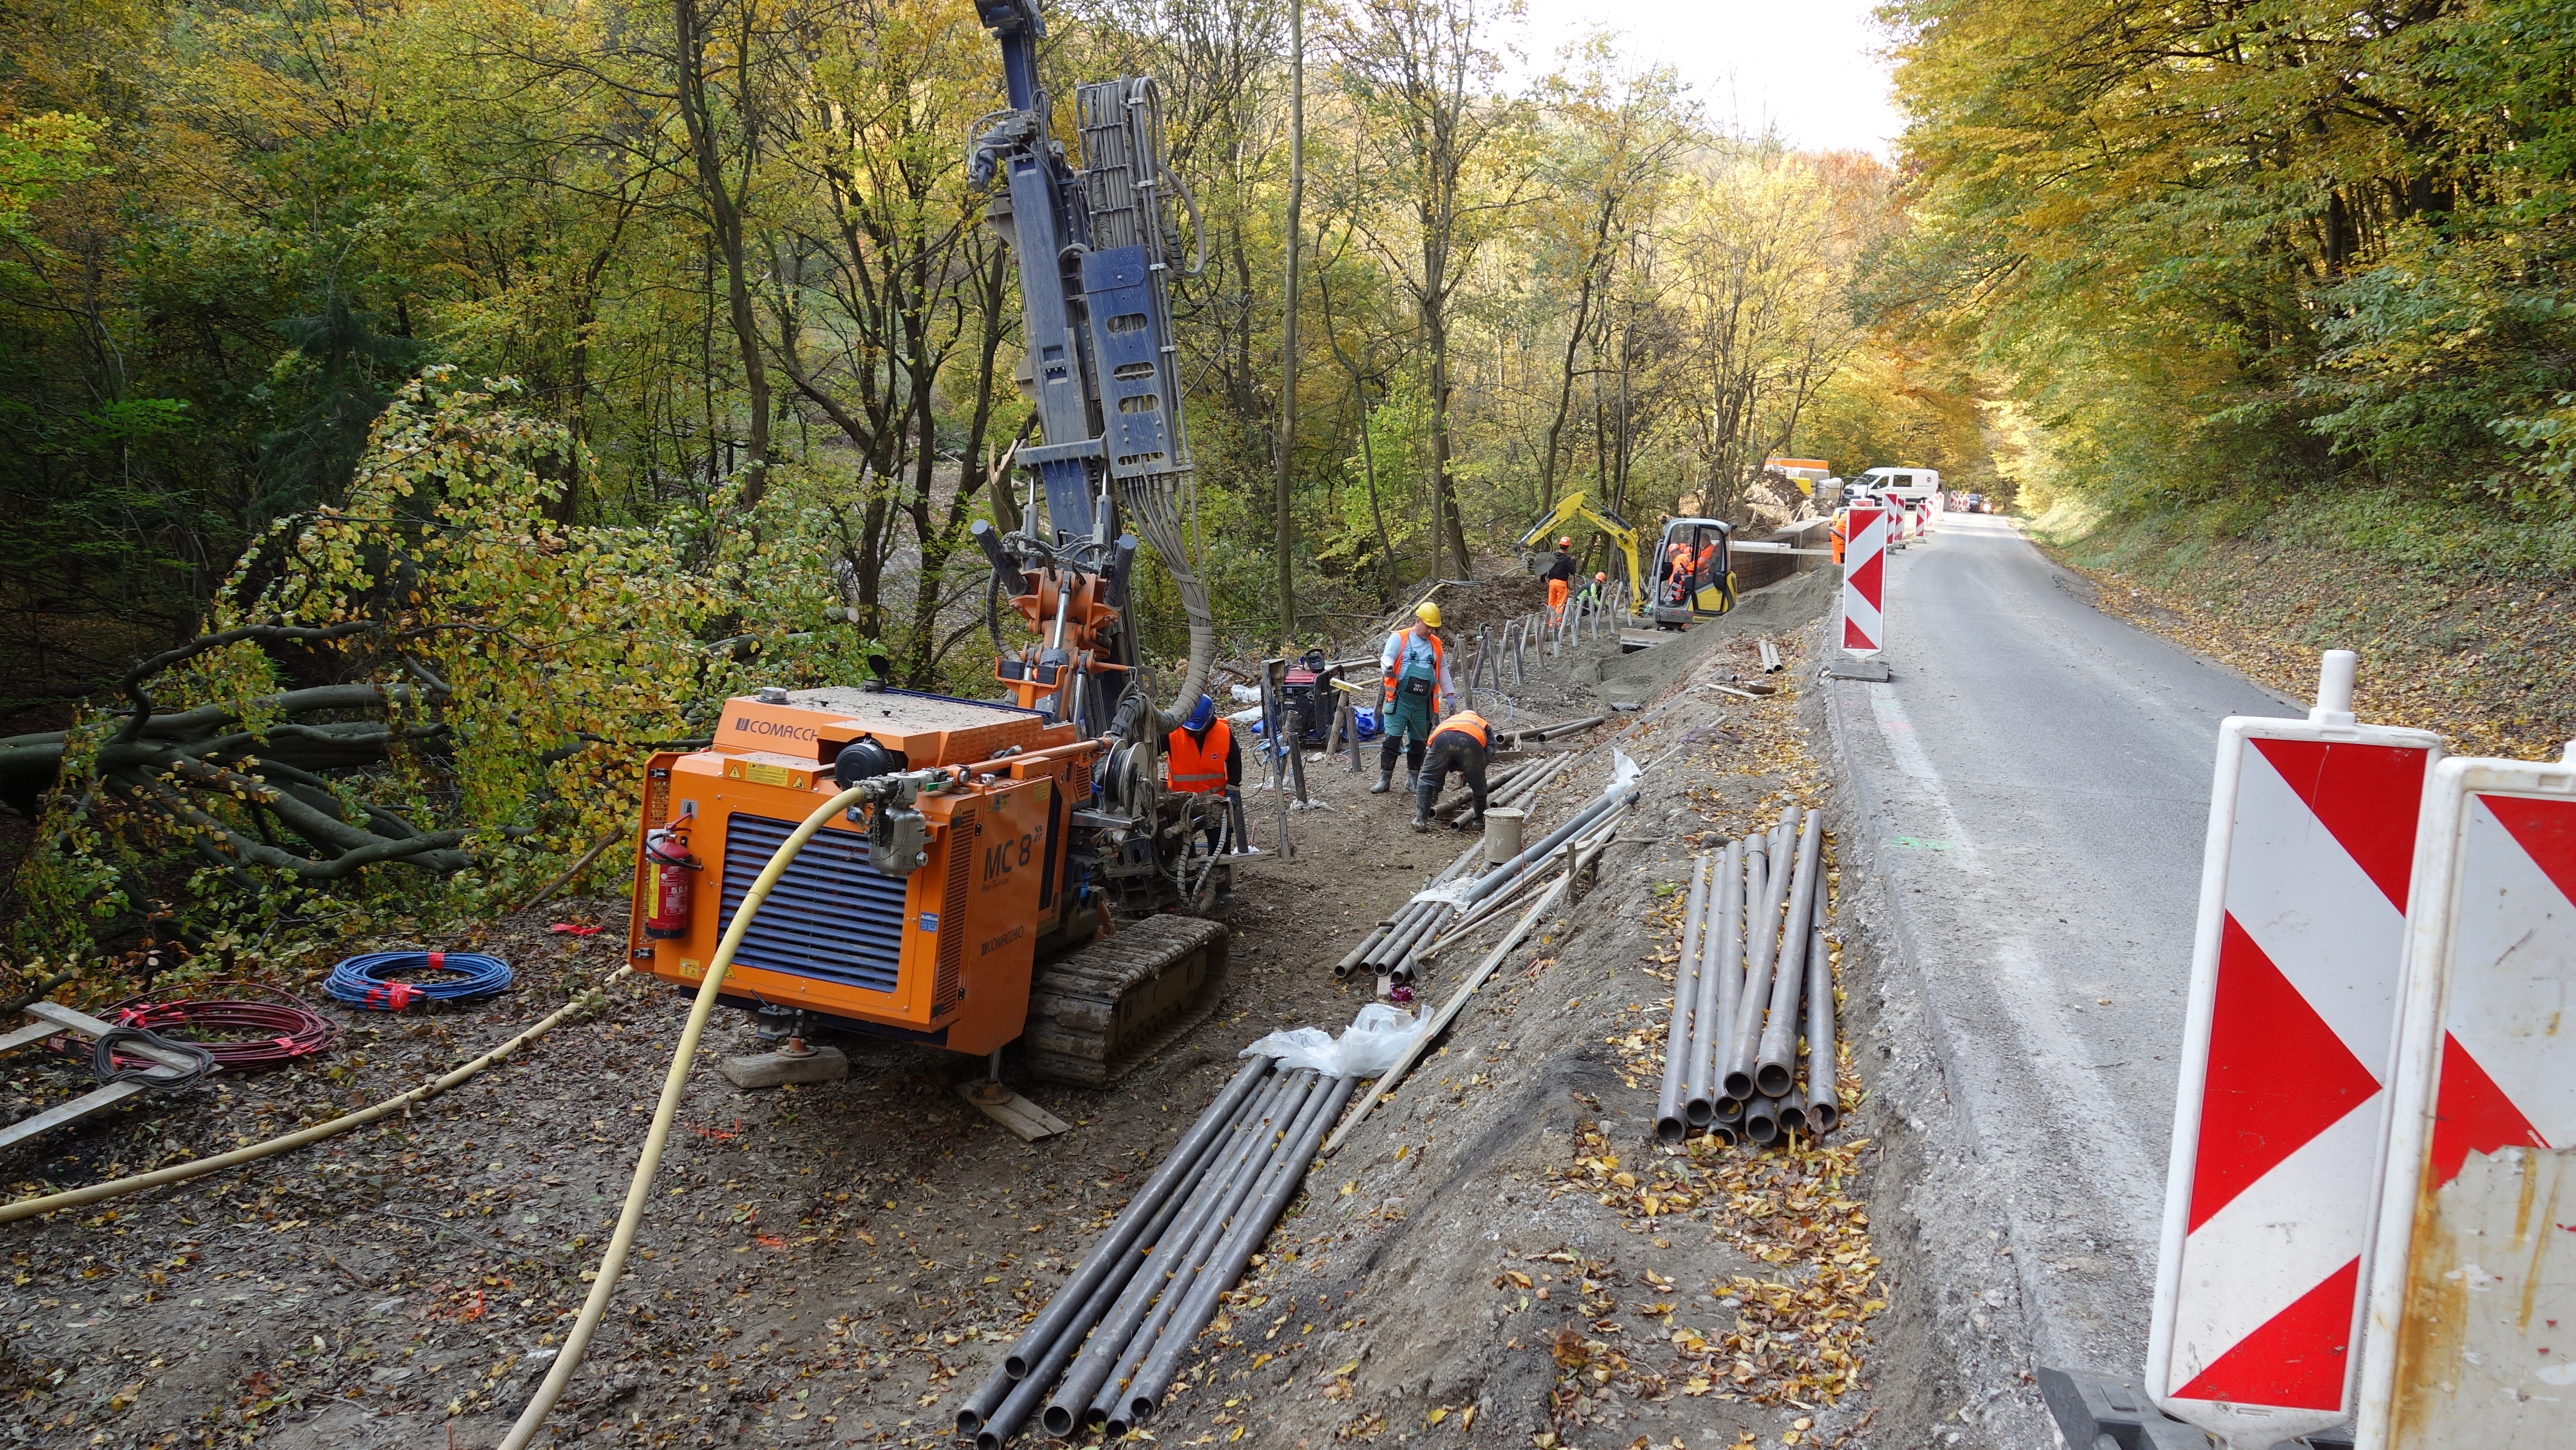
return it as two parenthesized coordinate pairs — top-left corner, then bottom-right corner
(90, 1026), (219, 1090)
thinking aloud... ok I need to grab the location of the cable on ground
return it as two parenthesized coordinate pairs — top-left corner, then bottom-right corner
(89, 1026), (218, 1089)
(0, 968), (631, 1226)
(324, 950), (513, 1009)
(89, 984), (335, 1071)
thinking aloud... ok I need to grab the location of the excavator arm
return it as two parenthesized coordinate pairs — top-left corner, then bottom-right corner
(1518, 491), (1643, 600)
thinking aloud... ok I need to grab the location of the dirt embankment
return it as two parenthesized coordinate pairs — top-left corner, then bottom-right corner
(2, 572), (1934, 1450)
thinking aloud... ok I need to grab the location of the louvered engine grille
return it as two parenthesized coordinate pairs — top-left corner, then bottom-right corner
(934, 808), (974, 1014)
(717, 812), (905, 994)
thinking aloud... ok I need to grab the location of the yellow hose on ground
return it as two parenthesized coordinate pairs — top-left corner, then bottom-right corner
(499, 781), (872, 1450)
(0, 970), (631, 1226)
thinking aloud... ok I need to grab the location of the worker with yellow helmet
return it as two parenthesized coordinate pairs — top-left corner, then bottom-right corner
(1373, 600), (1456, 797)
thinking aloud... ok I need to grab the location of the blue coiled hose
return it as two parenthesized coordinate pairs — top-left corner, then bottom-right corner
(324, 950), (514, 1010)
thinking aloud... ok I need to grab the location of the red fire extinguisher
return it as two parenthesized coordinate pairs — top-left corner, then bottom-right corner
(644, 822), (698, 940)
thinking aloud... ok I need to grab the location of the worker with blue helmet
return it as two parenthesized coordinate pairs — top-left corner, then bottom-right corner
(1165, 692), (1242, 900)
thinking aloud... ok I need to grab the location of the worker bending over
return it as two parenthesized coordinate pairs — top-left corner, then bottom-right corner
(1543, 537), (1577, 624)
(1373, 600), (1455, 797)
(1414, 710), (1492, 832)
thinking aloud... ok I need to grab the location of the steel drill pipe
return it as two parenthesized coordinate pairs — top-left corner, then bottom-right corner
(974, 1239), (1141, 1449)
(960, 1081), (1265, 1435)
(974, 1084), (1268, 1450)
(1756, 813), (1824, 1098)
(1123, 1074), (1360, 1427)
(1778, 1089), (1808, 1136)
(984, 1055), (1272, 1389)
(1705, 844), (1749, 1116)
(1040, 1070), (1306, 1435)
(1684, 838), (1740, 1126)
(1652, 855), (1711, 1144)
(1333, 927), (1388, 979)
(1461, 785), (1637, 909)
(968, 1069), (1279, 1438)
(1723, 810), (1798, 1102)
(1744, 1090), (1781, 1145)
(1093, 1076), (1339, 1431)
(1804, 920), (1839, 1136)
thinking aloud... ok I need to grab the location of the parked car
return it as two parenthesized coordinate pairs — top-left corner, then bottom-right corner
(1967, 492), (1987, 513)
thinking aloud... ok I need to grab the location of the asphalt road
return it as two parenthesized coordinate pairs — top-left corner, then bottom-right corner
(1821, 513), (2304, 1384)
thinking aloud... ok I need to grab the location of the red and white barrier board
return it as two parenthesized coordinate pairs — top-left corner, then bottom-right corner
(2149, 654), (2441, 1443)
(2355, 745), (2576, 1449)
(1839, 506), (1886, 658)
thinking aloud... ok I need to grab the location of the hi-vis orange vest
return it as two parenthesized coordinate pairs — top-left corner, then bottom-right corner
(1166, 720), (1231, 795)
(1383, 627), (1444, 706)
(1830, 511), (1849, 564)
(1432, 711), (1489, 747)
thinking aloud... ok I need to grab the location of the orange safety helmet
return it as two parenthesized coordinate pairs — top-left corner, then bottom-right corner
(1557, 536), (1572, 548)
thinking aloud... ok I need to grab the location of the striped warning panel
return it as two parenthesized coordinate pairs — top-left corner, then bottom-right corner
(1839, 506), (1886, 658)
(2356, 755), (2576, 1448)
(2149, 717), (2439, 1443)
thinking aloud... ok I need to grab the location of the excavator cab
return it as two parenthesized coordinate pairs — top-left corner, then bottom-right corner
(1650, 517), (1736, 628)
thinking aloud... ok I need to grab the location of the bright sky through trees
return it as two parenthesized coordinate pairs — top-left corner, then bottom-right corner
(1511, 0), (1900, 155)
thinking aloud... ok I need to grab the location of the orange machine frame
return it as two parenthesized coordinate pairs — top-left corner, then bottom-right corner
(625, 687), (1103, 1057)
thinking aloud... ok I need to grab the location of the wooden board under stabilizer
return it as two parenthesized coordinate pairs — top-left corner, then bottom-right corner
(1022, 914), (1229, 1086)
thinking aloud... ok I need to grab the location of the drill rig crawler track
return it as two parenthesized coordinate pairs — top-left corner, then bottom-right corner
(1024, 914), (1229, 1086)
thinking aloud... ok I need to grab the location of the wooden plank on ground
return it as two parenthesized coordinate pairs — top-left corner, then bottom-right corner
(956, 1083), (1071, 1142)
(0, 1081), (146, 1153)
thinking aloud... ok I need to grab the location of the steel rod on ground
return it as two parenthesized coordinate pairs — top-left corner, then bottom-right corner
(1122, 1074), (1357, 1426)
(1684, 838), (1739, 1126)
(1654, 854), (1710, 1144)
(1804, 919), (1839, 1136)
(1722, 813), (1790, 1103)
(1037, 1071), (1294, 1434)
(1756, 812), (1822, 1097)
(1324, 875), (1570, 1157)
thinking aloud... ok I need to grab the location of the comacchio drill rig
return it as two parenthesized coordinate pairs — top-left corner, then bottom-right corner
(621, 0), (1232, 1087)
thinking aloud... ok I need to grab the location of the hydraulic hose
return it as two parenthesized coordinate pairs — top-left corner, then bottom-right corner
(498, 781), (875, 1450)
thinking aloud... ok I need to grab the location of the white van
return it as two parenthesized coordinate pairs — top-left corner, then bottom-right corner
(1849, 466), (1941, 505)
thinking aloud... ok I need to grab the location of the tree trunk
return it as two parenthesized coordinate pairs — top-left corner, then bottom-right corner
(674, 0), (771, 506)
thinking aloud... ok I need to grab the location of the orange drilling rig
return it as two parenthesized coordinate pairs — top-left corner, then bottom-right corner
(621, 0), (1238, 1087)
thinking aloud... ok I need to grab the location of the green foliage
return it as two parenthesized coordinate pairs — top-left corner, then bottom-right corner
(1885, 0), (2576, 525)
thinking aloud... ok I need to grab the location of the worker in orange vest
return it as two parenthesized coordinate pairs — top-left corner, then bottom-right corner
(1829, 509), (1849, 565)
(1166, 693), (1243, 894)
(1543, 536), (1577, 624)
(1414, 710), (1493, 831)
(1375, 600), (1454, 797)
(1662, 539), (1693, 604)
(1690, 536), (1721, 599)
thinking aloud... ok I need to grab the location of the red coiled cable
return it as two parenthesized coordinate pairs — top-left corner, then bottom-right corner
(84, 983), (338, 1072)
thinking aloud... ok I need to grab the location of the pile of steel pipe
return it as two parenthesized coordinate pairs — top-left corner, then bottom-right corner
(1339, 838), (1483, 980)
(952, 1056), (1357, 1447)
(1382, 780), (1639, 985)
(1651, 805), (1842, 1150)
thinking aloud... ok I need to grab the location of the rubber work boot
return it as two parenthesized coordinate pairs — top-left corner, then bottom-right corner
(1410, 799), (1432, 832)
(1370, 768), (1394, 795)
(1402, 771), (1419, 795)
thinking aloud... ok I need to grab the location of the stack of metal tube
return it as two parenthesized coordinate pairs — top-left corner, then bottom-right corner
(1349, 776), (1640, 987)
(1651, 804), (1841, 1148)
(952, 1056), (1357, 1447)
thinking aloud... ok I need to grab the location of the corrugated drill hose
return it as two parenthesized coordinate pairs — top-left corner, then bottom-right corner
(498, 781), (875, 1450)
